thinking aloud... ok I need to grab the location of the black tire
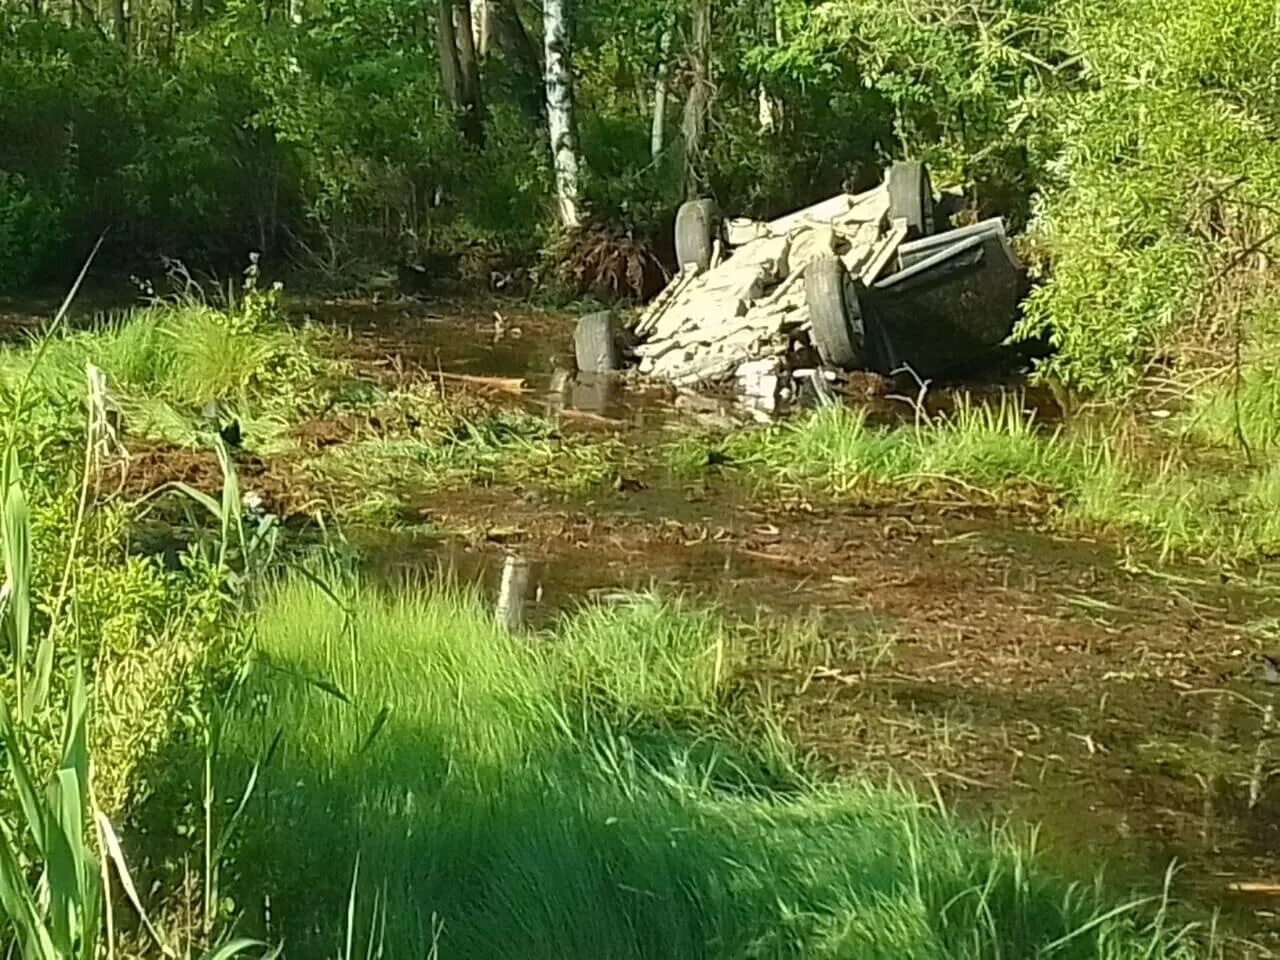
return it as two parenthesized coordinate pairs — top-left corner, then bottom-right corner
(805, 255), (865, 370)
(674, 198), (720, 272)
(887, 161), (935, 238)
(574, 311), (620, 374)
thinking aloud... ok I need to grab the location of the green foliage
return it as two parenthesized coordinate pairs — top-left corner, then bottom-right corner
(0, 172), (69, 288)
(308, 406), (628, 516)
(170, 576), (1210, 958)
(1017, 0), (1280, 394)
(1, 277), (336, 456)
(553, 594), (735, 723)
(0, 427), (268, 959)
(2, 0), (1276, 398)
(686, 398), (1280, 561)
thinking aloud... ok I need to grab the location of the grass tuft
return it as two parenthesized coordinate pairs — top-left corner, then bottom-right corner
(156, 576), (1215, 959)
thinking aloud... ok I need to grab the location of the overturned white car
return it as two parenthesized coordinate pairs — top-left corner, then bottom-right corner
(574, 162), (1029, 410)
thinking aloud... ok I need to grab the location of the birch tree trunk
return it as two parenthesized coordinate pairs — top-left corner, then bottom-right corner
(470, 0), (490, 57)
(543, 0), (580, 228)
(757, 0), (782, 134)
(650, 25), (672, 159)
(681, 0), (711, 198)
(112, 0), (127, 48)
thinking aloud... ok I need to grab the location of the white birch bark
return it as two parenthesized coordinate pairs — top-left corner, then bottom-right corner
(543, 0), (581, 228)
(650, 26), (672, 159)
(470, 0), (490, 57)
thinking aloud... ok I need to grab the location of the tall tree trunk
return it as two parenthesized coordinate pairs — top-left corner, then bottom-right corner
(455, 0), (484, 134)
(650, 24), (672, 159)
(543, 0), (580, 228)
(490, 0), (543, 123)
(436, 0), (485, 147)
(470, 0), (490, 57)
(757, 0), (782, 134)
(112, 0), (127, 48)
(681, 0), (711, 198)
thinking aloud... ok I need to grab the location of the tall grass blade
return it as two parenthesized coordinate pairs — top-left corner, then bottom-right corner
(357, 706), (390, 754)
(52, 233), (107, 330)
(0, 818), (58, 960)
(3, 460), (32, 719)
(95, 812), (175, 957)
(44, 768), (88, 956)
(198, 938), (272, 960)
(8, 232), (104, 438)
(344, 855), (360, 960)
(164, 482), (225, 524)
(1040, 895), (1154, 954)
(210, 729), (282, 872)
(213, 438), (247, 562)
(0, 697), (48, 852)
(259, 660), (350, 703)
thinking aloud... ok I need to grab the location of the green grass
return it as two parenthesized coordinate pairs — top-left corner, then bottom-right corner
(0, 298), (627, 520)
(0, 296), (333, 452)
(306, 407), (628, 517)
(181, 577), (1210, 959)
(1182, 354), (1280, 455)
(678, 397), (1280, 562)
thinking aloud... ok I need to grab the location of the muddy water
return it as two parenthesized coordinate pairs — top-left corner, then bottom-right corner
(310, 300), (1278, 948)
(304, 296), (1066, 429)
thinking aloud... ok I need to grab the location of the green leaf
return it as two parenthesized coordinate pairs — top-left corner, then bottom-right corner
(211, 729), (281, 870)
(357, 705), (391, 754)
(59, 666), (91, 788)
(164, 481), (225, 522)
(44, 769), (87, 956)
(260, 659), (351, 703)
(0, 817), (59, 960)
(96, 811), (173, 956)
(0, 696), (47, 853)
(3, 471), (32, 718)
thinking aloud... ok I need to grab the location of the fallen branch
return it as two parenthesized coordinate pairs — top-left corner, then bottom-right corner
(435, 372), (529, 393)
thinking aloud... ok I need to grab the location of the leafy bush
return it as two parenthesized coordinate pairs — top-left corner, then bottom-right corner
(1018, 0), (1280, 395)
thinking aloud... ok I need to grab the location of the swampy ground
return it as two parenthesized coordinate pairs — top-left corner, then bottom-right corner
(265, 302), (1280, 936)
(4, 290), (1278, 956)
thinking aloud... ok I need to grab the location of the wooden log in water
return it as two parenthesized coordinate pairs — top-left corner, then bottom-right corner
(496, 554), (530, 632)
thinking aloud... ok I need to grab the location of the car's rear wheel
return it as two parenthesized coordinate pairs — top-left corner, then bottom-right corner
(806, 255), (865, 369)
(675, 198), (720, 272)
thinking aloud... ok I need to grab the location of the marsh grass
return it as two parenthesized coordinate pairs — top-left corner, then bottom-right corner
(688, 396), (1280, 561)
(195, 577), (1213, 959)
(306, 407), (627, 513)
(0, 383), (268, 959)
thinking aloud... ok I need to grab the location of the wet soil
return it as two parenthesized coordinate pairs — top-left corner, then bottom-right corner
(118, 442), (317, 516)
